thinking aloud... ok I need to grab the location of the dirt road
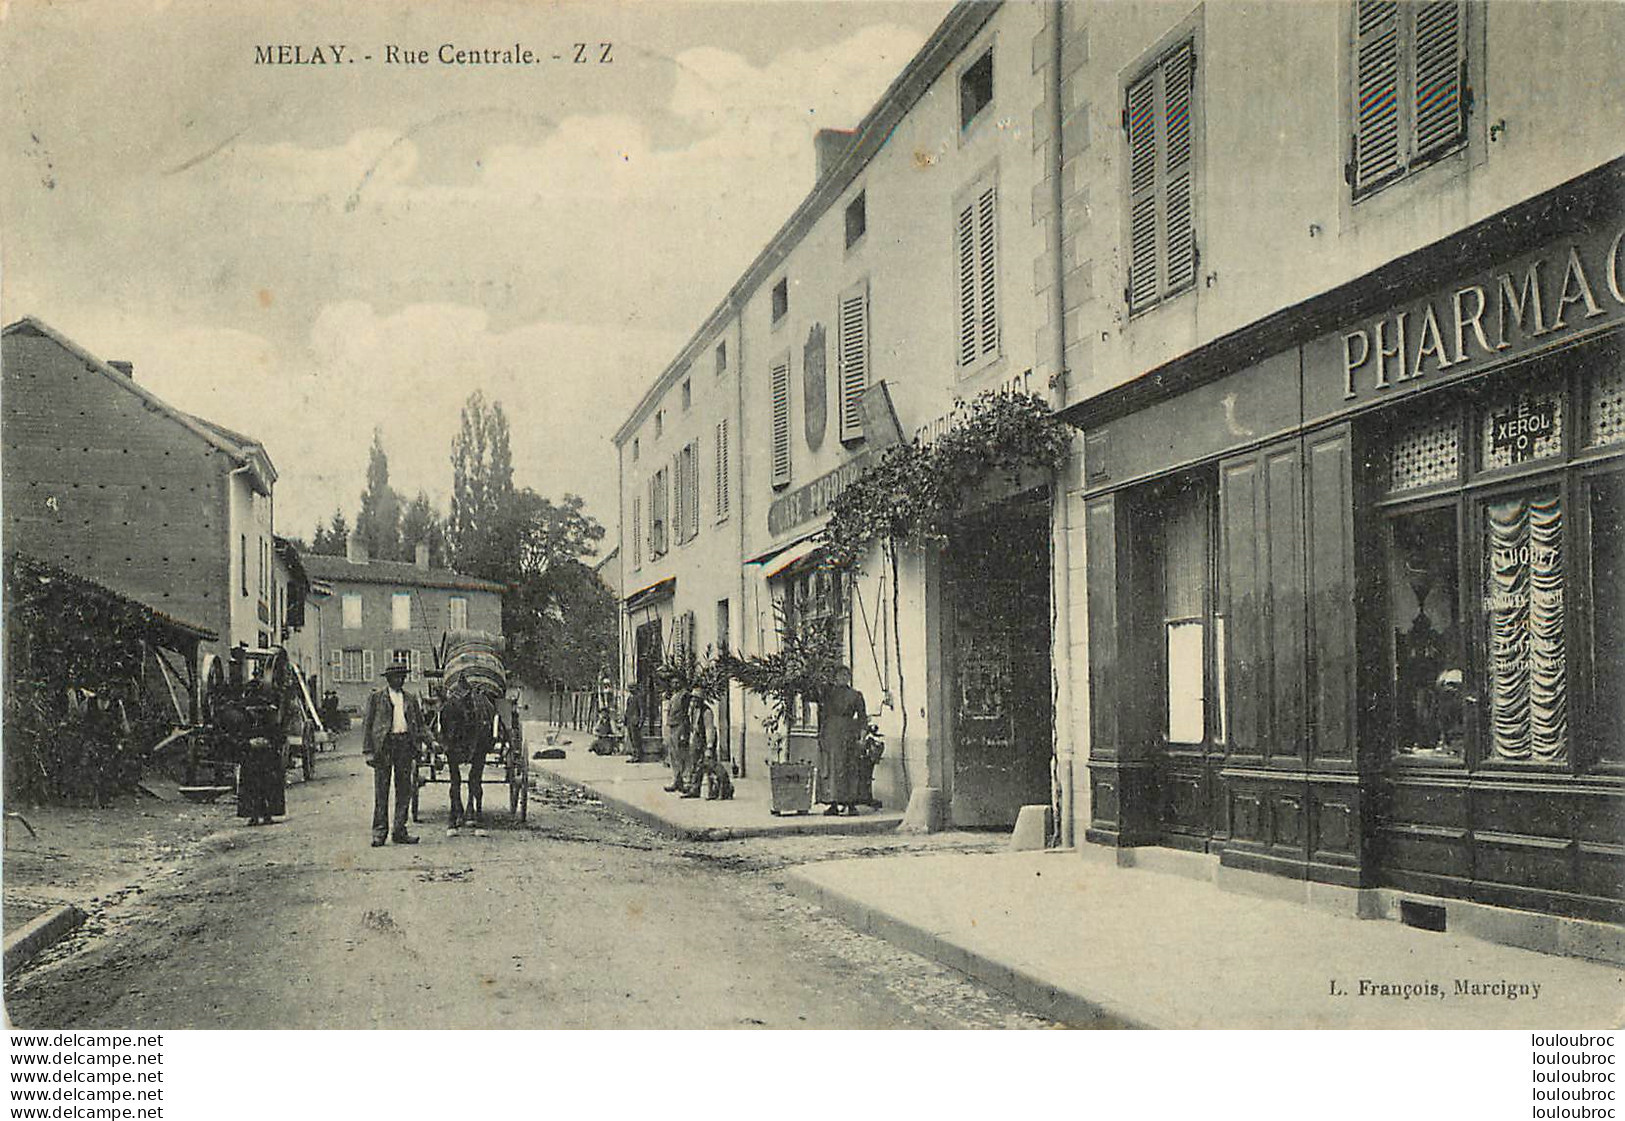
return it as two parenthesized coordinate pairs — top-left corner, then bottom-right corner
(5, 744), (1056, 1029)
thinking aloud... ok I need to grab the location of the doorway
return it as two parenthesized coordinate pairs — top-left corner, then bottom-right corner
(945, 491), (1053, 828)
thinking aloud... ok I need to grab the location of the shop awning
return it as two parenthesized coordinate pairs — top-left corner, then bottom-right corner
(759, 536), (825, 580)
(623, 576), (676, 613)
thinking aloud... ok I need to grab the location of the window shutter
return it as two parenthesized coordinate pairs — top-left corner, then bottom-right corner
(647, 475), (657, 558)
(656, 469), (669, 554)
(1353, 0), (1403, 194)
(956, 201), (979, 366)
(1126, 69), (1160, 312)
(715, 420), (730, 519)
(362, 649), (375, 682)
(770, 357), (792, 485)
(329, 648), (343, 683)
(976, 186), (998, 358)
(1161, 43), (1197, 294)
(837, 287), (869, 441)
(632, 495), (642, 566)
(1411, 0), (1465, 161)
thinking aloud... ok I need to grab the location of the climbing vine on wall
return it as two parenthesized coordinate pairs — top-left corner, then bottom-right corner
(820, 391), (1070, 570)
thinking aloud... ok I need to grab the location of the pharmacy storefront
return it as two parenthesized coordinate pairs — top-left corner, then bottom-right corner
(1073, 171), (1623, 923)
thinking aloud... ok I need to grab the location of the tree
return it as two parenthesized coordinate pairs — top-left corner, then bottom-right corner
(445, 392), (611, 687)
(356, 428), (403, 561)
(399, 490), (445, 567)
(448, 391), (514, 571)
(310, 509), (349, 556)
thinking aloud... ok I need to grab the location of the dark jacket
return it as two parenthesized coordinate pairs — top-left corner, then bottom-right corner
(362, 686), (433, 766)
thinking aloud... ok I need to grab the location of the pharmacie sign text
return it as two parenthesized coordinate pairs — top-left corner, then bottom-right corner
(1339, 225), (1625, 401)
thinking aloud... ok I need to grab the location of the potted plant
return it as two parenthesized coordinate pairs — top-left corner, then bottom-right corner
(719, 614), (844, 815)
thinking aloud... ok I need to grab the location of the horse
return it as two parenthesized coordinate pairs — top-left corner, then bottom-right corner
(437, 686), (497, 834)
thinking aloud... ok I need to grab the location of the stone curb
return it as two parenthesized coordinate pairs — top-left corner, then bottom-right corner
(531, 763), (901, 843)
(782, 867), (1153, 1030)
(3, 904), (87, 978)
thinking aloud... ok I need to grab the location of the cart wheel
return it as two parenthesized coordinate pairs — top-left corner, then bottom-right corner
(518, 763), (528, 823)
(508, 759), (520, 815)
(411, 764), (422, 823)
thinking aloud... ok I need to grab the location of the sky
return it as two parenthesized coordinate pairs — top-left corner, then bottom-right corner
(0, 0), (953, 546)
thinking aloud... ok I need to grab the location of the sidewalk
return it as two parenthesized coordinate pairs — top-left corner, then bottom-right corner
(525, 729), (903, 842)
(785, 849), (1625, 1029)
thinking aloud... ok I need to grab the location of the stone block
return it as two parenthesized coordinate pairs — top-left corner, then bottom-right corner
(900, 785), (946, 833)
(1009, 804), (1052, 851)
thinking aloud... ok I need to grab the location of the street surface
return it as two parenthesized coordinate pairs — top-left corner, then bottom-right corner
(4, 740), (1058, 1029)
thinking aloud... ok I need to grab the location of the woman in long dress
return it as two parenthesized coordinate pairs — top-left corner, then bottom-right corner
(817, 666), (867, 816)
(228, 673), (287, 826)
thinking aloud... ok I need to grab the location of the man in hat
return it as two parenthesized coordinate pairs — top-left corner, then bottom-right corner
(363, 661), (433, 846)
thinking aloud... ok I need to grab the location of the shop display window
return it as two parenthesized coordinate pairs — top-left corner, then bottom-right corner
(1387, 507), (1464, 759)
(1376, 340), (1622, 771)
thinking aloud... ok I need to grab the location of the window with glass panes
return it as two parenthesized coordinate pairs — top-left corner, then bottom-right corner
(1375, 337), (1623, 769)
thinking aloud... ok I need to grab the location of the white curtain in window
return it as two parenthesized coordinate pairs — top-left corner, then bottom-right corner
(1486, 493), (1566, 761)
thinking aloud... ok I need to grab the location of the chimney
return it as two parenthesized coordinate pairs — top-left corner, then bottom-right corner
(347, 532), (368, 564)
(415, 542), (430, 569)
(108, 361), (134, 379)
(814, 128), (856, 180)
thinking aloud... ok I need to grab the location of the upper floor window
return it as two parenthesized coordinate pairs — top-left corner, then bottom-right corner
(655, 410), (665, 439)
(649, 467), (670, 558)
(1349, 0), (1468, 200)
(682, 377), (692, 411)
(240, 535), (249, 597)
(392, 591), (411, 631)
(955, 178), (999, 369)
(771, 278), (790, 324)
(632, 436), (640, 462)
(673, 441), (701, 546)
(342, 593), (362, 630)
(845, 191), (867, 249)
(715, 341), (727, 377)
(959, 47), (994, 131)
(448, 596), (469, 632)
(1125, 39), (1198, 316)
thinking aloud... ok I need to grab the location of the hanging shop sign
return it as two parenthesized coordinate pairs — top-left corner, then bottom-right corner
(1310, 224), (1625, 414)
(766, 451), (874, 537)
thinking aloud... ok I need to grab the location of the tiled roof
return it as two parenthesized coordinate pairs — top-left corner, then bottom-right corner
(300, 552), (506, 594)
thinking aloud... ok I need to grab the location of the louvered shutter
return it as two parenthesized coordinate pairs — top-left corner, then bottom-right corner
(362, 649), (375, 683)
(770, 357), (792, 485)
(329, 648), (343, 684)
(687, 442), (701, 540)
(1411, 0), (1465, 161)
(656, 469), (669, 554)
(715, 420), (730, 519)
(1161, 43), (1197, 294)
(647, 476), (657, 558)
(718, 422), (731, 516)
(956, 201), (979, 366)
(837, 286), (869, 441)
(1126, 70), (1159, 313)
(632, 495), (642, 566)
(976, 186), (998, 357)
(1353, 1), (1403, 194)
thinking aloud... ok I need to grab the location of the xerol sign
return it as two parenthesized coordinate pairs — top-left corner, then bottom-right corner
(766, 452), (873, 537)
(1334, 224), (1625, 403)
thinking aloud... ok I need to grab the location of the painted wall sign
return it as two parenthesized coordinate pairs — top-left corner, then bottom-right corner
(1322, 224), (1625, 406)
(803, 323), (827, 450)
(1490, 396), (1559, 463)
(765, 451), (873, 537)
